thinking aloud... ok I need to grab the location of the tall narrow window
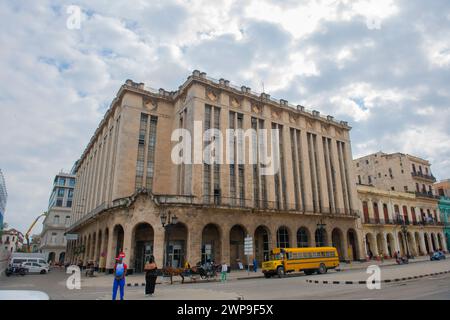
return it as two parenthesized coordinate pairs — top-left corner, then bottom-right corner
(229, 111), (236, 205)
(135, 114), (148, 190)
(204, 105), (212, 203)
(237, 113), (245, 207)
(213, 107), (221, 204)
(259, 119), (268, 208)
(146, 116), (158, 190)
(252, 118), (260, 208)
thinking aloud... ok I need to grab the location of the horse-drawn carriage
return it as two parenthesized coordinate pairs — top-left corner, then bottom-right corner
(159, 262), (221, 284)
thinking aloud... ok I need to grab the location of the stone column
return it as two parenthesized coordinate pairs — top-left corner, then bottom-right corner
(105, 230), (115, 273)
(315, 135), (330, 213)
(299, 130), (313, 212)
(153, 227), (165, 268)
(187, 223), (202, 266)
(330, 138), (344, 213)
(122, 225), (133, 272)
(221, 227), (231, 266)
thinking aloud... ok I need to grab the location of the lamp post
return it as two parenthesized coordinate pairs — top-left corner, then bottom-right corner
(316, 219), (326, 247)
(160, 210), (178, 267)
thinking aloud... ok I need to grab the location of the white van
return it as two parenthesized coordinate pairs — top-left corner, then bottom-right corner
(9, 254), (50, 270)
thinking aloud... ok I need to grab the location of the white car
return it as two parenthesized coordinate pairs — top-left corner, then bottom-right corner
(21, 262), (49, 274)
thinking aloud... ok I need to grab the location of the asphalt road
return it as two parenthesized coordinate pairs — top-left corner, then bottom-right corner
(1, 260), (450, 300)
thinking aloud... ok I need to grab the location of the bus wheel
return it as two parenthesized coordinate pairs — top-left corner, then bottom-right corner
(277, 267), (285, 278)
(318, 263), (327, 275)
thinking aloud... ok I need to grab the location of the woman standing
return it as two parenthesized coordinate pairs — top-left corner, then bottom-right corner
(144, 255), (158, 296)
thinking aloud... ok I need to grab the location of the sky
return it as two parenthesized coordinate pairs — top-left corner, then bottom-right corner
(1, 0), (450, 234)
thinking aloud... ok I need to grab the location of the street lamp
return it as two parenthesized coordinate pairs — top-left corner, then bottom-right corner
(160, 210), (178, 267)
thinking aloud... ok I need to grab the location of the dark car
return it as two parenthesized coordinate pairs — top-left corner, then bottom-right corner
(430, 251), (446, 261)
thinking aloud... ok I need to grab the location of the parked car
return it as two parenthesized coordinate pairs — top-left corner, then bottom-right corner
(21, 262), (49, 274)
(430, 251), (446, 261)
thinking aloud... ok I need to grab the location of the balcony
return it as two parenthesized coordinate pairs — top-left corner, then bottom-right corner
(411, 171), (436, 182)
(414, 191), (440, 199)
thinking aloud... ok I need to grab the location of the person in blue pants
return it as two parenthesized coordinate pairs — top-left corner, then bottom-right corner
(112, 257), (127, 300)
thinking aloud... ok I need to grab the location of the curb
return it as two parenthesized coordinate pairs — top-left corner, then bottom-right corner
(305, 269), (450, 285)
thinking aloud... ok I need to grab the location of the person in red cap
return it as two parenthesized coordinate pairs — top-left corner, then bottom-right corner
(112, 255), (127, 300)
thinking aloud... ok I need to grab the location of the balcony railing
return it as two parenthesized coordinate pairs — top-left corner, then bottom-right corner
(200, 195), (360, 217)
(411, 171), (436, 182)
(413, 191), (440, 199)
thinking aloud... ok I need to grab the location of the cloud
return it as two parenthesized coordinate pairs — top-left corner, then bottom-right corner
(0, 0), (449, 233)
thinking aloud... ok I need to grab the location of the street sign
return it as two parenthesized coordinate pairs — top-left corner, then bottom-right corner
(65, 233), (78, 241)
(244, 236), (253, 255)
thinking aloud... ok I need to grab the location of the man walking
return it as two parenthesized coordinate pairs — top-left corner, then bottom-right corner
(221, 262), (228, 283)
(112, 256), (127, 300)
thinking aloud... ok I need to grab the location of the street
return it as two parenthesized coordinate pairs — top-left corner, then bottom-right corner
(1, 259), (450, 300)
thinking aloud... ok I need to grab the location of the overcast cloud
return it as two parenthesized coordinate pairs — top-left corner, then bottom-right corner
(1, 0), (449, 233)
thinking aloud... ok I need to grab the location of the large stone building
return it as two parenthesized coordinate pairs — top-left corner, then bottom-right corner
(357, 185), (446, 259)
(354, 152), (446, 258)
(40, 172), (75, 264)
(354, 151), (437, 195)
(1, 228), (23, 253)
(66, 70), (364, 273)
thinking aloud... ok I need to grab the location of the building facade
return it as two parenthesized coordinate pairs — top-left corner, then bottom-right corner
(0, 169), (7, 231)
(1, 228), (23, 253)
(39, 172), (75, 264)
(66, 70), (364, 273)
(357, 185), (447, 259)
(435, 179), (450, 250)
(354, 152), (437, 196)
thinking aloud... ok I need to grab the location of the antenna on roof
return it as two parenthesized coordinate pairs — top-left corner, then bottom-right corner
(261, 81), (265, 93)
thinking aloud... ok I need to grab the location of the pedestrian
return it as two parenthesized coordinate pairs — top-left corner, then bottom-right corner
(112, 256), (127, 300)
(253, 258), (258, 272)
(144, 255), (158, 296)
(221, 262), (228, 283)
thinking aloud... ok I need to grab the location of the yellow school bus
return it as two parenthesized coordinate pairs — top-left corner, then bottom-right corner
(262, 247), (339, 278)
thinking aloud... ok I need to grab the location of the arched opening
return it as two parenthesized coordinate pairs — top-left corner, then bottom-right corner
(277, 226), (290, 248)
(166, 223), (188, 268)
(386, 233), (395, 258)
(112, 225), (125, 259)
(202, 224), (221, 265)
(254, 226), (270, 265)
(315, 228), (327, 247)
(59, 252), (65, 264)
(48, 252), (56, 264)
(230, 225), (247, 269)
(296, 227), (310, 248)
(91, 232), (96, 262)
(347, 229), (359, 261)
(132, 223), (154, 273)
(86, 234), (92, 262)
(331, 228), (345, 261)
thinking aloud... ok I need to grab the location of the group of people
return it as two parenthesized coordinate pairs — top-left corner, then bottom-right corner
(111, 253), (158, 300)
(110, 255), (260, 300)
